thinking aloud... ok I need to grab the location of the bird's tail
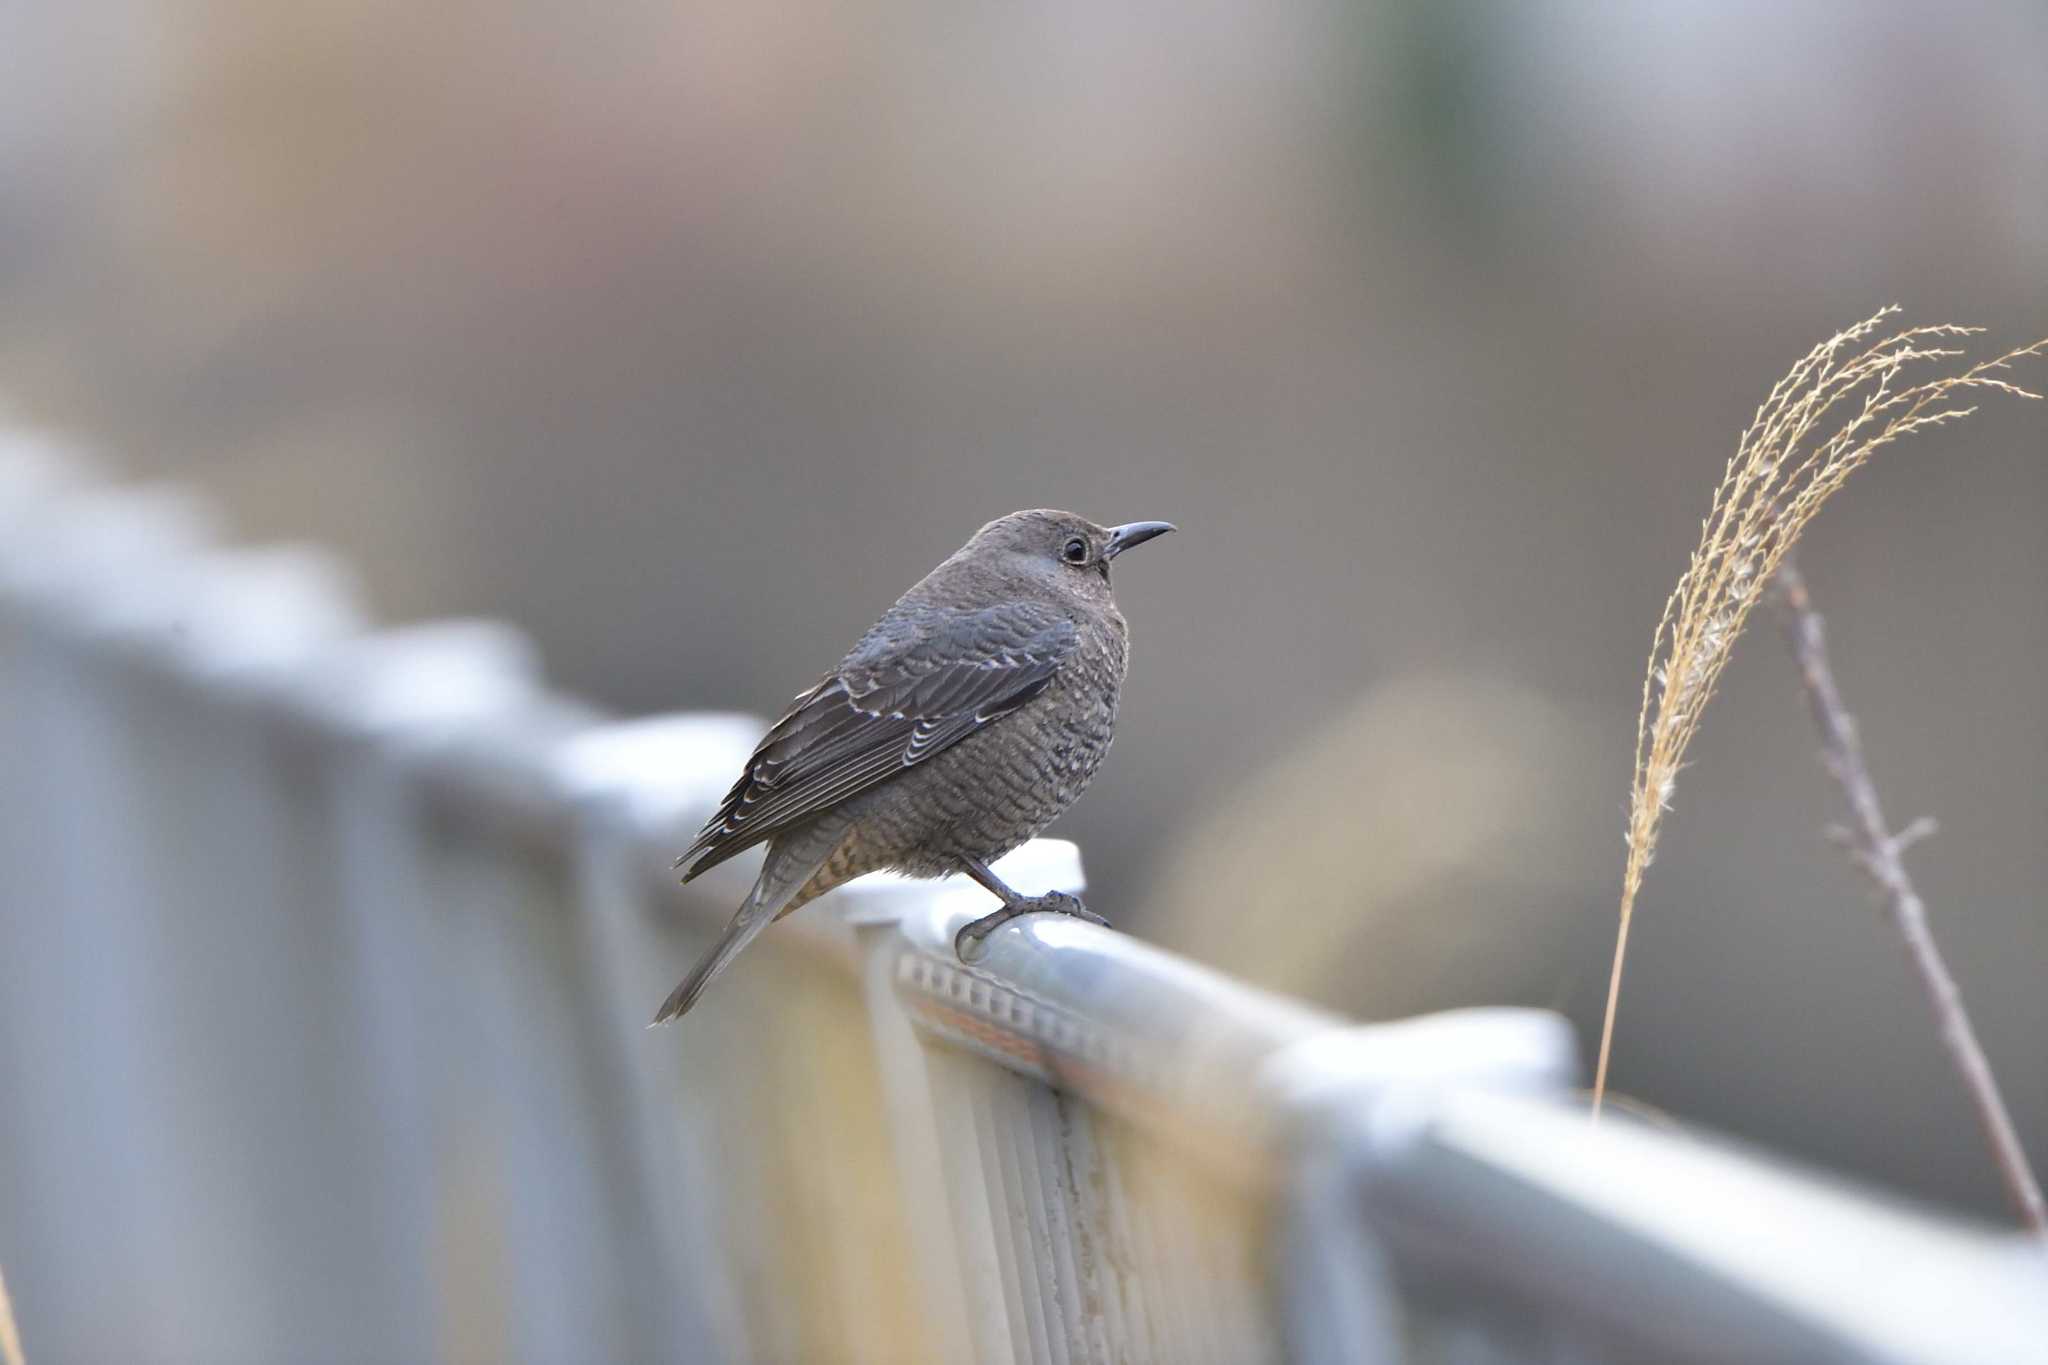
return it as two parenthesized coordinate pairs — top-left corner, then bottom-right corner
(651, 833), (838, 1025)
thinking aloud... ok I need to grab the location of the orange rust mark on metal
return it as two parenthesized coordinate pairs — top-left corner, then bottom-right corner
(915, 997), (1047, 1068)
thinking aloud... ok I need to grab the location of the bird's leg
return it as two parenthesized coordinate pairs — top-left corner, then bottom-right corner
(954, 857), (1109, 960)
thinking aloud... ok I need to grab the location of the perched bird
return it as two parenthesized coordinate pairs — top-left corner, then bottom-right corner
(654, 509), (1176, 1023)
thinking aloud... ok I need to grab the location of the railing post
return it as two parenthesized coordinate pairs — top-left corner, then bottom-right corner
(842, 875), (989, 1365)
(559, 715), (943, 1364)
(299, 622), (558, 1362)
(1262, 1010), (1578, 1365)
(858, 842), (1296, 1365)
(557, 716), (767, 1364)
(0, 477), (232, 1361)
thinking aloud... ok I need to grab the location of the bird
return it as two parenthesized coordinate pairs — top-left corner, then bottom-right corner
(653, 509), (1176, 1024)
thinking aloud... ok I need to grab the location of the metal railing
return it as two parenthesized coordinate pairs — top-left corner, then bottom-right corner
(0, 431), (2040, 1364)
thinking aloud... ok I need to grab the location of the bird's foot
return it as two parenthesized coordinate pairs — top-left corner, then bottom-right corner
(954, 892), (1109, 961)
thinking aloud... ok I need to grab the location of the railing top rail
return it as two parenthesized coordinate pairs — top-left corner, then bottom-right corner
(1339, 1086), (2048, 1363)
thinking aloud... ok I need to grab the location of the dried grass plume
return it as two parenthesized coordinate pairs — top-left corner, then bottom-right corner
(1592, 308), (2048, 1116)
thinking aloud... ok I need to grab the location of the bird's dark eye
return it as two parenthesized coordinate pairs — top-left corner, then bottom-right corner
(1061, 536), (1089, 565)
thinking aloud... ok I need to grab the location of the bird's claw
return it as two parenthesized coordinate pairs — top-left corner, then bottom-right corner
(1024, 891), (1107, 928)
(954, 909), (1015, 961)
(954, 892), (1108, 962)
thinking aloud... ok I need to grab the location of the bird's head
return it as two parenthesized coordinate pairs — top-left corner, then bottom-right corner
(960, 509), (1178, 606)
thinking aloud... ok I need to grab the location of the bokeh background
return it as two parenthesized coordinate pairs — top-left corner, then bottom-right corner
(3, 0), (2043, 1222)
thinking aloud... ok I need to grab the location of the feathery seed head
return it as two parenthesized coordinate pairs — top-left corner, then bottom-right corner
(1594, 308), (2046, 1115)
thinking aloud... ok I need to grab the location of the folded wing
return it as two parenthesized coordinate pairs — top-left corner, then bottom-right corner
(677, 602), (1078, 880)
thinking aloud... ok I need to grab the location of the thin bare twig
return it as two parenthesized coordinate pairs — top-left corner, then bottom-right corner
(1773, 558), (2046, 1234)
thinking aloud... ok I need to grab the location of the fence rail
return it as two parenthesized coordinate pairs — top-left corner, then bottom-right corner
(0, 432), (2040, 1364)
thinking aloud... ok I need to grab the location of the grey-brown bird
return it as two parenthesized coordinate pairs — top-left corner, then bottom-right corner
(654, 509), (1175, 1023)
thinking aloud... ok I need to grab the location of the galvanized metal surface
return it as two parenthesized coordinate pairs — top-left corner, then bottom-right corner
(0, 434), (2042, 1364)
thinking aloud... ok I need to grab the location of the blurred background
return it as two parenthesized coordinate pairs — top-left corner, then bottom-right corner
(2, 0), (2043, 1226)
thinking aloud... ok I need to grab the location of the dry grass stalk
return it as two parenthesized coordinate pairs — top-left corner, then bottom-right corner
(1591, 307), (2048, 1118)
(0, 1264), (24, 1365)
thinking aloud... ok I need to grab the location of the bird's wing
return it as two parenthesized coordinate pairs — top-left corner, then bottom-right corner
(676, 602), (1079, 880)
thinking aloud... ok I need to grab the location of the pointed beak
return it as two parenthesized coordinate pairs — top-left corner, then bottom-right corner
(1103, 520), (1177, 559)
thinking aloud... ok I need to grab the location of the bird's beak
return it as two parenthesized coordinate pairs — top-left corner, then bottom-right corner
(1103, 520), (1177, 559)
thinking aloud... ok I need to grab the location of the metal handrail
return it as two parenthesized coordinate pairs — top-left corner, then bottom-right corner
(3, 433), (2043, 1365)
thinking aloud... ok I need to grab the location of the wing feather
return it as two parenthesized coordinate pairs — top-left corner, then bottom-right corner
(676, 603), (1077, 879)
